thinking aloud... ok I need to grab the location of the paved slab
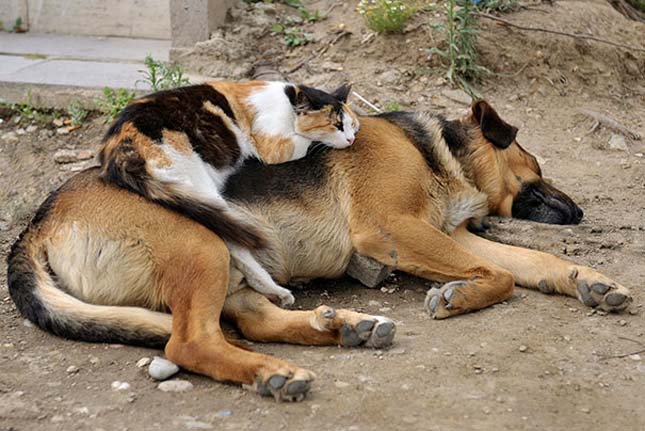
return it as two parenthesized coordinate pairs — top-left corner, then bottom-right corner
(0, 33), (170, 62)
(0, 56), (152, 91)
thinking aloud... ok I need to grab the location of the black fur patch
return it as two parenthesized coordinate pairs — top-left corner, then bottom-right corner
(104, 84), (240, 169)
(375, 111), (445, 174)
(298, 85), (344, 115)
(440, 117), (471, 160)
(284, 85), (298, 106)
(224, 147), (331, 203)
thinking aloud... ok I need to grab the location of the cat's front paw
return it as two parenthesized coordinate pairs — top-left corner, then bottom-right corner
(269, 287), (295, 307)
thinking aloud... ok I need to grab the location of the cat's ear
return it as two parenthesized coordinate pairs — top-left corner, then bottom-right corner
(331, 83), (352, 103)
(295, 88), (314, 114)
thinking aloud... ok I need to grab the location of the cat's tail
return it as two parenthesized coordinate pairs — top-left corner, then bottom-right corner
(98, 141), (266, 249)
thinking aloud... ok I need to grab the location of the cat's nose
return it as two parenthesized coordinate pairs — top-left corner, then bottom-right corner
(347, 137), (355, 145)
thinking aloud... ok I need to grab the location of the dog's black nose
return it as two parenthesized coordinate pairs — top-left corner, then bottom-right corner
(572, 205), (584, 224)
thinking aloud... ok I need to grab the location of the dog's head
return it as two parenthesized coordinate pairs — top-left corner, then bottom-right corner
(459, 100), (583, 225)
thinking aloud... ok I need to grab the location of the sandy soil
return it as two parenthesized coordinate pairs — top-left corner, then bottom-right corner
(1, 1), (644, 430)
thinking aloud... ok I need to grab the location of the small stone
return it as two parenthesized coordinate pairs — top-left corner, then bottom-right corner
(389, 348), (406, 355)
(321, 61), (343, 72)
(619, 320), (627, 326)
(629, 354), (641, 361)
(53, 118), (64, 127)
(442, 88), (472, 106)
(368, 300), (382, 308)
(608, 134), (628, 151)
(185, 420), (213, 430)
(66, 365), (79, 374)
(215, 410), (233, 418)
(148, 356), (180, 381)
(158, 379), (193, 392)
(334, 380), (350, 389)
(88, 356), (99, 365)
(581, 407), (590, 414)
(56, 127), (70, 135)
(136, 357), (151, 368)
(15, 128), (26, 135)
(111, 381), (131, 391)
(23, 319), (34, 328)
(26, 125), (38, 133)
(519, 345), (528, 352)
(1, 131), (19, 144)
(53, 149), (94, 164)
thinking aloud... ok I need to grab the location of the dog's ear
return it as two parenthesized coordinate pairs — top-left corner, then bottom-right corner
(331, 83), (352, 103)
(471, 100), (518, 149)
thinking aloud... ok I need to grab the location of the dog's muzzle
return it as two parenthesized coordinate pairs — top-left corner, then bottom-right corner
(511, 180), (584, 225)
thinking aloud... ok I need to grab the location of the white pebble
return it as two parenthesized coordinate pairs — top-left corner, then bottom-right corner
(66, 365), (79, 374)
(136, 357), (151, 368)
(111, 381), (131, 391)
(23, 319), (34, 328)
(519, 345), (528, 352)
(158, 379), (193, 392)
(148, 356), (180, 381)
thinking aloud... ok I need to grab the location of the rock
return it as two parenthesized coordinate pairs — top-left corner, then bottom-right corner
(185, 420), (213, 430)
(15, 128), (26, 135)
(53, 118), (64, 127)
(56, 127), (70, 135)
(519, 345), (528, 352)
(111, 381), (131, 391)
(66, 365), (79, 374)
(442, 88), (472, 106)
(629, 354), (641, 361)
(619, 319), (627, 326)
(148, 356), (180, 381)
(215, 409), (233, 418)
(321, 61), (344, 72)
(158, 379), (193, 392)
(346, 253), (392, 288)
(368, 300), (382, 308)
(380, 70), (400, 85)
(334, 380), (350, 389)
(1, 131), (19, 144)
(53, 149), (94, 164)
(136, 357), (151, 368)
(608, 134), (628, 151)
(26, 125), (38, 133)
(23, 319), (34, 328)
(88, 356), (99, 365)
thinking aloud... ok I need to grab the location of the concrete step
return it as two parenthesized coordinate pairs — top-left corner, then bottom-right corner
(0, 33), (206, 110)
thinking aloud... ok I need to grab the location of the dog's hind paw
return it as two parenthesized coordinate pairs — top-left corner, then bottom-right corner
(250, 368), (315, 402)
(311, 306), (396, 348)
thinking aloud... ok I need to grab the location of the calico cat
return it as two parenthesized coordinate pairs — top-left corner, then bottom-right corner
(98, 81), (360, 306)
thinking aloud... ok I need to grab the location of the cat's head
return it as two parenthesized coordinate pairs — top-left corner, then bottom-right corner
(289, 83), (360, 149)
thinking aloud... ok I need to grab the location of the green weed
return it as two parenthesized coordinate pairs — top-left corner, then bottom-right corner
(96, 88), (135, 123)
(428, 0), (489, 97)
(357, 0), (418, 33)
(138, 55), (190, 92)
(67, 102), (89, 126)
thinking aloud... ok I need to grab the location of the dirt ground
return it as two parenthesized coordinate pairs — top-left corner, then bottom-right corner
(1, 1), (644, 430)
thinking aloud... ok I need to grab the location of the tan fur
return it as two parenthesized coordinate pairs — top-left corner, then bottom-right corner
(161, 129), (192, 155)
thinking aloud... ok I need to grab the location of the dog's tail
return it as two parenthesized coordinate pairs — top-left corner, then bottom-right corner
(98, 140), (265, 249)
(7, 229), (172, 348)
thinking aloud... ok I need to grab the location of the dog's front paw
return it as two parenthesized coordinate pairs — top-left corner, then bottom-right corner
(572, 268), (632, 312)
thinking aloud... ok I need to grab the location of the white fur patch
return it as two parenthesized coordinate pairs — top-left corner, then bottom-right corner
(247, 82), (297, 140)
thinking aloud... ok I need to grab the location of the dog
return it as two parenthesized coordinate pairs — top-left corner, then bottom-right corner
(7, 100), (632, 401)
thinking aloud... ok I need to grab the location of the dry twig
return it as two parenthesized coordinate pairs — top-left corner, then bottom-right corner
(475, 12), (645, 53)
(578, 109), (642, 141)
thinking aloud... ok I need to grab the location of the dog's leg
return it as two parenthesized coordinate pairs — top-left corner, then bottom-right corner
(353, 216), (515, 319)
(223, 288), (396, 348)
(451, 226), (632, 312)
(161, 239), (314, 401)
